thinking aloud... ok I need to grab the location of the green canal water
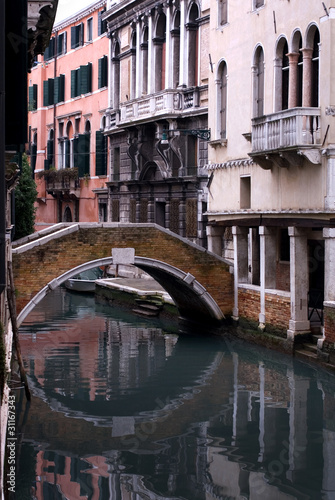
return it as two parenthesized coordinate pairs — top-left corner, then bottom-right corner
(11, 287), (335, 499)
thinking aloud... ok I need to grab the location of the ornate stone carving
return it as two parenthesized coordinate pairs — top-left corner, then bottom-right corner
(298, 149), (321, 165)
(325, 106), (335, 116)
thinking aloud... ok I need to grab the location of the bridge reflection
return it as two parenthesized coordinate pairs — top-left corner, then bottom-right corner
(17, 288), (335, 499)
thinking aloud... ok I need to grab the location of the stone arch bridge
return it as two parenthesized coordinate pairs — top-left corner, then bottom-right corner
(12, 223), (234, 326)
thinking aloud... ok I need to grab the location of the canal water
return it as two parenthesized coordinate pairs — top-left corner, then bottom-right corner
(13, 287), (335, 499)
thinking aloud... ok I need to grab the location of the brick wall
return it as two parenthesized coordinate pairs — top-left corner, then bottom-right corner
(12, 225), (234, 316)
(238, 286), (291, 331)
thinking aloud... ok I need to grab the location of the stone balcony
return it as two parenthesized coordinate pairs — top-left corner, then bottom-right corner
(249, 107), (322, 169)
(104, 86), (208, 132)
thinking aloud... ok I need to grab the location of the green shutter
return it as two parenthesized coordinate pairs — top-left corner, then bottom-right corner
(80, 63), (92, 94)
(98, 58), (102, 89)
(71, 69), (77, 98)
(43, 80), (49, 106)
(48, 78), (54, 106)
(74, 134), (90, 177)
(33, 84), (37, 110)
(96, 131), (107, 176)
(71, 26), (76, 49)
(54, 74), (65, 103)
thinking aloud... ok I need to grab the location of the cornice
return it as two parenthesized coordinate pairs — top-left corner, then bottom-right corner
(53, 0), (106, 32)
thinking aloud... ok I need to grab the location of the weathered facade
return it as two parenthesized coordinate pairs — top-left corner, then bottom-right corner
(102, 0), (210, 247)
(206, 1), (335, 351)
(28, 1), (109, 227)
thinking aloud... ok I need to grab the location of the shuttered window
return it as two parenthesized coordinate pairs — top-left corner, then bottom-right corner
(71, 23), (84, 49)
(98, 56), (108, 88)
(71, 64), (92, 98)
(95, 131), (107, 176)
(98, 9), (107, 36)
(73, 134), (90, 177)
(28, 84), (37, 111)
(43, 75), (65, 106)
(44, 37), (55, 61)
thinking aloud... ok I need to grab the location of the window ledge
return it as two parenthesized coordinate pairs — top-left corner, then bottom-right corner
(209, 138), (227, 148)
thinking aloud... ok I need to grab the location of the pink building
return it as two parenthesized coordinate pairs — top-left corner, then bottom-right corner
(28, 0), (109, 226)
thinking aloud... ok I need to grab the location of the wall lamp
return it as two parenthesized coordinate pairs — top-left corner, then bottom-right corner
(161, 128), (211, 144)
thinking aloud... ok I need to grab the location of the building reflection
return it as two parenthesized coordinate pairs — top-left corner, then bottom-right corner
(18, 291), (335, 499)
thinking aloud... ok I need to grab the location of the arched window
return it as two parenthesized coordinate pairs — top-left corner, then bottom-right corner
(311, 29), (320, 107)
(154, 13), (166, 92)
(282, 41), (289, 110)
(253, 46), (264, 117)
(172, 11), (180, 88)
(216, 60), (227, 139)
(112, 41), (120, 109)
(130, 32), (136, 99)
(63, 206), (72, 222)
(66, 121), (73, 168)
(141, 27), (148, 94)
(187, 3), (199, 87)
(274, 38), (289, 112)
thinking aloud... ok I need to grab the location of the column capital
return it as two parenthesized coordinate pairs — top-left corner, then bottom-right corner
(288, 226), (306, 237)
(287, 52), (300, 65)
(300, 47), (313, 59)
(323, 228), (335, 239)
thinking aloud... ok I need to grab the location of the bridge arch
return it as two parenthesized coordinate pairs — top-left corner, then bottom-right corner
(17, 255), (224, 327)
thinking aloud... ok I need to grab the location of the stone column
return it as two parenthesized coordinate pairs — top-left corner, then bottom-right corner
(206, 225), (223, 256)
(232, 226), (248, 319)
(323, 228), (335, 346)
(287, 52), (300, 109)
(301, 48), (313, 107)
(259, 227), (277, 327)
(287, 227), (310, 339)
(325, 146), (335, 210)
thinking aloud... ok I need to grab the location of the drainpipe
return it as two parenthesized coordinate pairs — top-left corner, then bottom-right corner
(0, 0), (6, 293)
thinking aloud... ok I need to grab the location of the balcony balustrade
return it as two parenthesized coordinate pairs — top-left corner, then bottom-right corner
(250, 107), (321, 168)
(104, 86), (207, 131)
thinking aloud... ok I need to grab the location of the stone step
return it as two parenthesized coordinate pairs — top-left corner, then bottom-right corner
(303, 343), (318, 354)
(295, 348), (318, 360)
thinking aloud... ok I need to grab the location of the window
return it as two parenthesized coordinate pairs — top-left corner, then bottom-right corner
(240, 176), (251, 209)
(311, 29), (320, 107)
(57, 32), (67, 56)
(113, 147), (120, 181)
(253, 47), (264, 117)
(71, 23), (84, 49)
(217, 61), (227, 139)
(73, 134), (90, 177)
(187, 3), (199, 87)
(96, 131), (107, 175)
(254, 0), (264, 8)
(218, 0), (227, 26)
(31, 132), (37, 172)
(282, 41), (289, 110)
(71, 63), (92, 97)
(98, 8), (107, 36)
(98, 56), (108, 88)
(45, 130), (54, 170)
(172, 13), (180, 88)
(43, 75), (65, 106)
(130, 33), (136, 99)
(154, 14), (166, 92)
(44, 37), (55, 61)
(87, 18), (93, 42)
(112, 42), (120, 109)
(28, 84), (37, 111)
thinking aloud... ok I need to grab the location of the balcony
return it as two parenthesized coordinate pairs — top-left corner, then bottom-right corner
(37, 168), (80, 199)
(250, 107), (321, 169)
(104, 86), (208, 132)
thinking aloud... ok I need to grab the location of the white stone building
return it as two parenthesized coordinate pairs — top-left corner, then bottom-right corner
(206, 0), (335, 353)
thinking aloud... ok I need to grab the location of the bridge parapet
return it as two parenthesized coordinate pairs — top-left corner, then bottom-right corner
(12, 223), (234, 324)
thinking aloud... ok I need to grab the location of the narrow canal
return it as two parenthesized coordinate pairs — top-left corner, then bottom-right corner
(12, 287), (335, 499)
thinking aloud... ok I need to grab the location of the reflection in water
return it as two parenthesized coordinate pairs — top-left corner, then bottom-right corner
(15, 287), (335, 499)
